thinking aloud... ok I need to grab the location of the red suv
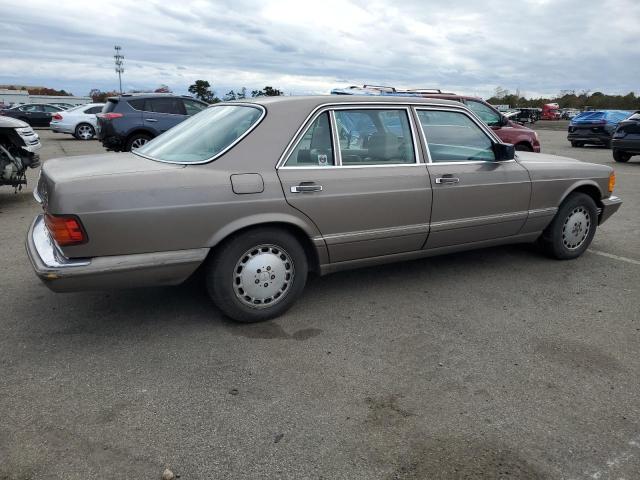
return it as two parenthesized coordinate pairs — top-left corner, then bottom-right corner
(331, 86), (541, 152)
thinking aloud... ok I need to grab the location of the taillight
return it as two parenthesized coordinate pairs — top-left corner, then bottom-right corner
(97, 112), (123, 120)
(44, 214), (87, 246)
(52, 113), (63, 120)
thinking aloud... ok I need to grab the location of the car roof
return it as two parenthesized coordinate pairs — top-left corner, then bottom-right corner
(221, 95), (466, 109)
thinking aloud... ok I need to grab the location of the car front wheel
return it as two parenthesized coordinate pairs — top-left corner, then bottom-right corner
(206, 228), (308, 322)
(539, 192), (598, 260)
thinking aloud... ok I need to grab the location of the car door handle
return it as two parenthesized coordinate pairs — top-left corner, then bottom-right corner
(145, 118), (158, 122)
(435, 177), (460, 184)
(291, 184), (323, 193)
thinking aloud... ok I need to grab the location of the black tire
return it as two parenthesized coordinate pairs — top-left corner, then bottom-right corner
(570, 141), (583, 148)
(539, 192), (598, 260)
(613, 149), (631, 163)
(125, 133), (152, 151)
(74, 123), (95, 140)
(206, 228), (308, 322)
(514, 143), (533, 152)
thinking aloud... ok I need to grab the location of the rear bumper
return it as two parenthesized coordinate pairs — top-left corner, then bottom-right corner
(599, 195), (622, 225)
(567, 131), (612, 145)
(100, 135), (123, 151)
(26, 215), (209, 292)
(49, 122), (74, 134)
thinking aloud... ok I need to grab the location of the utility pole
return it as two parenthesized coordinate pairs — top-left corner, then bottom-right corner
(114, 45), (124, 94)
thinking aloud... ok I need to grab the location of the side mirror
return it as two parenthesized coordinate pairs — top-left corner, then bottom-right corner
(493, 143), (515, 161)
(500, 114), (510, 127)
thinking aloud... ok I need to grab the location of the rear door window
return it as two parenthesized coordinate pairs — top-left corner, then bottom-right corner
(85, 106), (102, 114)
(284, 112), (335, 167)
(147, 98), (187, 115)
(128, 99), (145, 111)
(334, 109), (416, 165)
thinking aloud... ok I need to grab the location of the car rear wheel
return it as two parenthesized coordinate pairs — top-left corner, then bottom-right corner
(539, 192), (598, 260)
(613, 149), (631, 163)
(206, 228), (308, 322)
(74, 123), (95, 140)
(125, 133), (152, 151)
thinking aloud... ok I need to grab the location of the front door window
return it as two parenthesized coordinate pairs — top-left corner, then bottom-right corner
(417, 110), (495, 162)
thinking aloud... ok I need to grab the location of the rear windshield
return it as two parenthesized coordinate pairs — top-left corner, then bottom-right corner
(103, 99), (118, 113)
(133, 105), (264, 163)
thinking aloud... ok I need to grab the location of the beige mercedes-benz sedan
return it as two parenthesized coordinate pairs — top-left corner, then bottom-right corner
(27, 96), (622, 322)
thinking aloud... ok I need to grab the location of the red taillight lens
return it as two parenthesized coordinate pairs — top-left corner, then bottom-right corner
(44, 214), (87, 246)
(97, 112), (123, 120)
(52, 113), (63, 120)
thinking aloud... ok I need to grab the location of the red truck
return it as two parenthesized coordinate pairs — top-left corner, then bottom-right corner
(332, 86), (541, 152)
(541, 103), (561, 120)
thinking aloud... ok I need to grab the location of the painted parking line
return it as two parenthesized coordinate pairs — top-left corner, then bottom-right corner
(589, 249), (640, 266)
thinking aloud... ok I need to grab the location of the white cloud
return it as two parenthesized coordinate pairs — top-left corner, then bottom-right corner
(0, 0), (638, 98)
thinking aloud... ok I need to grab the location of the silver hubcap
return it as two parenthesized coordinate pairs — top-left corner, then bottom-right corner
(233, 244), (294, 308)
(131, 138), (148, 149)
(77, 125), (93, 140)
(562, 206), (591, 250)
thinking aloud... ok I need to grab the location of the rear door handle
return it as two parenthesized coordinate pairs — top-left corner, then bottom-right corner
(435, 177), (460, 184)
(145, 118), (158, 122)
(291, 184), (323, 193)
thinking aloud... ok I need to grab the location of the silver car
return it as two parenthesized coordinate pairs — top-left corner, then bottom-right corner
(26, 96), (622, 322)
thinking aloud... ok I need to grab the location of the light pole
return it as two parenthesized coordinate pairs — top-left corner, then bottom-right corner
(114, 46), (124, 94)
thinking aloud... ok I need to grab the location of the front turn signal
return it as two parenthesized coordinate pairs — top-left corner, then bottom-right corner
(608, 171), (616, 193)
(44, 214), (87, 246)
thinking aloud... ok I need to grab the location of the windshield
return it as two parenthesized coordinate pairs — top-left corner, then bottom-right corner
(134, 105), (264, 163)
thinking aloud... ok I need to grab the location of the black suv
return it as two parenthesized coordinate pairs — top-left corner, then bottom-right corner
(612, 111), (640, 163)
(96, 94), (208, 151)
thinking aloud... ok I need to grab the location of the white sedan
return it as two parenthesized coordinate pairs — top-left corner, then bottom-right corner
(50, 103), (105, 140)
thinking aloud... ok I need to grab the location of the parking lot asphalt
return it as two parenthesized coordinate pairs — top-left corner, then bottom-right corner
(1, 128), (639, 480)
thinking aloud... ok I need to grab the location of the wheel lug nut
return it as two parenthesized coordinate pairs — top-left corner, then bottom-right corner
(255, 279), (260, 284)
(271, 275), (275, 280)
(267, 266), (271, 271)
(257, 269), (261, 273)
(264, 283), (269, 287)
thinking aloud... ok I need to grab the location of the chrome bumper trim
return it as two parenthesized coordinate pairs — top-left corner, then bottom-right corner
(29, 215), (90, 269)
(599, 195), (622, 225)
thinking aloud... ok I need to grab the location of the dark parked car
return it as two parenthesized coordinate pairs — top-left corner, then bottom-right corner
(27, 96), (621, 323)
(567, 110), (633, 148)
(0, 103), (64, 127)
(612, 111), (640, 162)
(331, 86), (541, 152)
(96, 93), (209, 151)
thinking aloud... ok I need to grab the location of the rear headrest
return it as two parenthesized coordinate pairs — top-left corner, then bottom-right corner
(367, 133), (400, 160)
(311, 125), (331, 149)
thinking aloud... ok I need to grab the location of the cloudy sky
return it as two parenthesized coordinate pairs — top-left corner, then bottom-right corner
(1, 0), (638, 99)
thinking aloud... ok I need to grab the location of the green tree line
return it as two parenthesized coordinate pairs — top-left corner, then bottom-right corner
(487, 87), (640, 110)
